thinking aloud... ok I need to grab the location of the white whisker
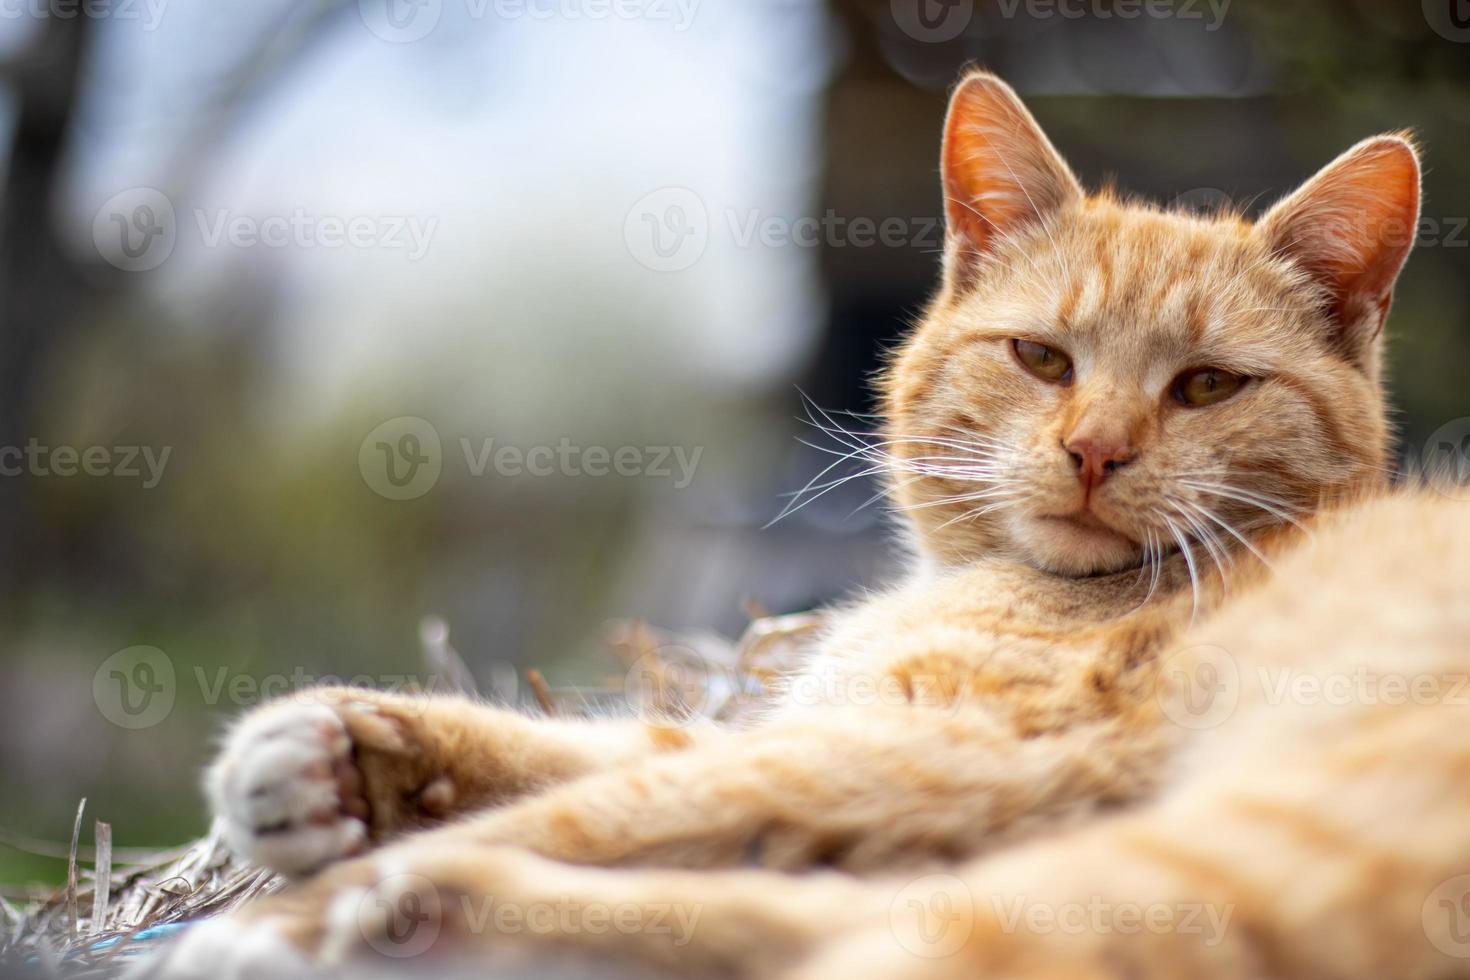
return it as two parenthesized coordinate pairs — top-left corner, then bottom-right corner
(932, 498), (1017, 532)
(1145, 529), (1163, 606)
(1162, 516), (1201, 625)
(1180, 498), (1277, 572)
(1168, 499), (1230, 589)
(1178, 479), (1313, 536)
(771, 395), (1014, 531)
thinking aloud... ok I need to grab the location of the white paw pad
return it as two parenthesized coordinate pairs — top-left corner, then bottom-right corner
(207, 702), (369, 876)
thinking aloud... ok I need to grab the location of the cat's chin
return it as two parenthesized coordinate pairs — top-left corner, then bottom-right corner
(1021, 513), (1141, 577)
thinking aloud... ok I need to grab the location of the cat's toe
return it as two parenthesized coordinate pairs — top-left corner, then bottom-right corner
(207, 701), (370, 876)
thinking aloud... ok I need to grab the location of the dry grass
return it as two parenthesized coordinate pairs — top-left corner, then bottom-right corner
(2, 823), (280, 977)
(0, 609), (822, 977)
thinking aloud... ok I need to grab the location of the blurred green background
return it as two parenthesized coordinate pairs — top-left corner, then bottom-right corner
(2, 0), (1468, 890)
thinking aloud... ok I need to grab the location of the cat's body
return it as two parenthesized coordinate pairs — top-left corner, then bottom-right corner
(145, 72), (1465, 978)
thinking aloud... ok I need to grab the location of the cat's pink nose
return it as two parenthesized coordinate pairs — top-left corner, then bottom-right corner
(1063, 435), (1137, 489)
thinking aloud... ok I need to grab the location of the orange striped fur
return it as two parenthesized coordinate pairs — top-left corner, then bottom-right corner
(143, 71), (1459, 980)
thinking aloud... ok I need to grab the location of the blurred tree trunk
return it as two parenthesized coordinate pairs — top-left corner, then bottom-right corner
(0, 13), (93, 593)
(0, 3), (343, 597)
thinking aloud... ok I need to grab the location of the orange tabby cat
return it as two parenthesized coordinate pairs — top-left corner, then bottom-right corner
(144, 71), (1468, 979)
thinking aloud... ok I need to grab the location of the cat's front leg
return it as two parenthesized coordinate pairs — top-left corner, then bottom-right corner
(438, 704), (1173, 873)
(137, 840), (880, 980)
(207, 686), (711, 876)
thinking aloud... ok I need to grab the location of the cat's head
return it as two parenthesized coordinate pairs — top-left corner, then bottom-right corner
(883, 71), (1419, 576)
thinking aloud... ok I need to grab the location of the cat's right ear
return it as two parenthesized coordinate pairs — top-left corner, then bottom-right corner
(941, 71), (1082, 292)
(1255, 134), (1420, 369)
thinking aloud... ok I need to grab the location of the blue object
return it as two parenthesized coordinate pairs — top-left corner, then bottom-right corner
(88, 922), (192, 956)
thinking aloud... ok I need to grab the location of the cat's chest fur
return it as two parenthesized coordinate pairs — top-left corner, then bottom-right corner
(786, 557), (1194, 738)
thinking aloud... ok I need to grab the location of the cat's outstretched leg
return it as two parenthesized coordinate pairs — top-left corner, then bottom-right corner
(138, 843), (884, 980)
(207, 687), (710, 875)
(383, 700), (1172, 873)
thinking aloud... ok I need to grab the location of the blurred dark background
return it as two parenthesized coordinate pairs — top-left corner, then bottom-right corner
(2, 0), (1468, 887)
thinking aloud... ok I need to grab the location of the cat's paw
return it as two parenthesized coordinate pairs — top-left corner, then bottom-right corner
(207, 701), (372, 876)
(129, 916), (313, 980)
(137, 846), (519, 977)
(135, 843), (687, 979)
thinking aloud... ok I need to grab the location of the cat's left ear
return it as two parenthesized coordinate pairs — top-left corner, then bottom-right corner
(1256, 134), (1420, 367)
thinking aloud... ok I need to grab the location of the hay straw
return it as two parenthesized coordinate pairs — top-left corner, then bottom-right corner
(0, 608), (821, 976)
(525, 668), (557, 715)
(66, 799), (84, 940)
(89, 824), (111, 937)
(1, 823), (282, 977)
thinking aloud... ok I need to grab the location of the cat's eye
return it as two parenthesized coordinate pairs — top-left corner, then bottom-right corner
(1172, 367), (1247, 408)
(1011, 339), (1073, 384)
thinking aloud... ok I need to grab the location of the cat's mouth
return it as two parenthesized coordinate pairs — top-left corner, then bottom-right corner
(1038, 509), (1130, 542)
(1044, 508), (1110, 529)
